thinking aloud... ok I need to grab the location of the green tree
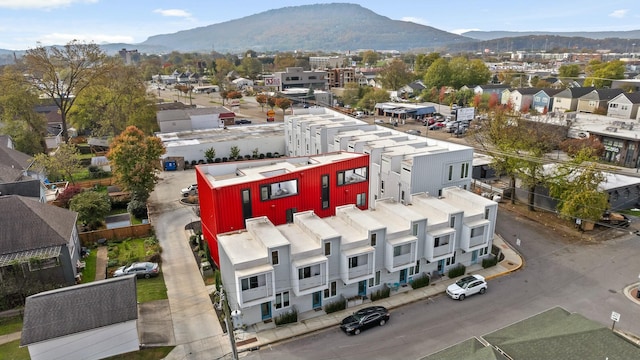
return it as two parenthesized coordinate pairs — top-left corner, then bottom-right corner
(357, 88), (390, 111)
(204, 147), (216, 163)
(377, 59), (413, 90)
(69, 190), (111, 229)
(19, 40), (114, 143)
(106, 126), (165, 202)
(341, 83), (360, 107)
(361, 50), (379, 67)
(240, 57), (262, 79)
(32, 143), (82, 183)
(558, 64), (581, 78)
(584, 60), (625, 88)
(414, 53), (441, 78)
(229, 145), (241, 159)
(0, 66), (47, 155)
(69, 62), (157, 137)
(423, 58), (451, 89)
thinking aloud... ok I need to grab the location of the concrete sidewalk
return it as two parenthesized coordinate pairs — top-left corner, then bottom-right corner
(234, 235), (523, 353)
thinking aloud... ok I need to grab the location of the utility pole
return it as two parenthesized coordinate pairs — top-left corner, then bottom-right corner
(222, 288), (238, 360)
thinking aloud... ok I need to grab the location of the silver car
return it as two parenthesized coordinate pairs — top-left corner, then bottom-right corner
(113, 262), (160, 279)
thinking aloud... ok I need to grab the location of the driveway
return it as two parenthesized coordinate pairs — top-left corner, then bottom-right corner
(147, 170), (231, 360)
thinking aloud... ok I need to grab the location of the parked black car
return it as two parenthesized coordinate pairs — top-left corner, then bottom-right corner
(235, 119), (252, 124)
(340, 306), (390, 335)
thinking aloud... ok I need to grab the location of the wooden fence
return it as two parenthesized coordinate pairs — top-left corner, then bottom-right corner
(79, 223), (153, 245)
(73, 177), (114, 189)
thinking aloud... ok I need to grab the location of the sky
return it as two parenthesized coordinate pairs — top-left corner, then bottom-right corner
(1, 0), (639, 51)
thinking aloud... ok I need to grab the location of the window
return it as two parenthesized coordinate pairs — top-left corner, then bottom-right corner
(299, 264), (321, 279)
(337, 167), (368, 185)
(260, 179), (298, 200)
(381, 180), (385, 192)
(370, 233), (377, 247)
(450, 216), (455, 228)
(485, 208), (490, 220)
(324, 242), (331, 256)
(357, 193), (366, 206)
(349, 257), (358, 268)
(448, 165), (453, 181)
(275, 291), (290, 309)
(393, 244), (411, 256)
(435, 235), (450, 247)
(471, 227), (485, 237)
(401, 191), (405, 203)
(241, 275), (265, 291)
(412, 223), (418, 236)
(324, 281), (337, 298)
(271, 250), (279, 265)
(369, 276), (375, 287)
(375, 270), (381, 285)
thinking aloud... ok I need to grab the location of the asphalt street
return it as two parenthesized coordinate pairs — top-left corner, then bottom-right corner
(240, 208), (640, 360)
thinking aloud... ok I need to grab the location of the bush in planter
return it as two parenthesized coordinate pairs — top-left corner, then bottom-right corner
(410, 274), (430, 289)
(184, 161), (190, 169)
(215, 158), (221, 163)
(273, 152), (280, 158)
(482, 255), (499, 268)
(266, 152), (273, 158)
(370, 286), (391, 301)
(222, 157), (228, 162)
(274, 308), (298, 326)
(447, 264), (466, 278)
(197, 159), (205, 164)
(259, 154), (265, 159)
(191, 160), (197, 166)
(324, 297), (346, 314)
(245, 154), (251, 160)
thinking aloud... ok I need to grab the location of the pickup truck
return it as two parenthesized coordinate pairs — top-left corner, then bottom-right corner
(181, 184), (198, 197)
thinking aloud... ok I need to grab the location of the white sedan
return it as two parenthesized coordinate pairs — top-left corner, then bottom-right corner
(446, 274), (487, 300)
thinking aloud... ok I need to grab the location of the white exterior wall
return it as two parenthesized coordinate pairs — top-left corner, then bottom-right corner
(28, 321), (138, 360)
(163, 135), (285, 163)
(607, 96), (636, 119)
(191, 113), (222, 130)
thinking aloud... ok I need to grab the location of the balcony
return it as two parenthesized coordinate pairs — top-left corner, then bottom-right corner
(460, 220), (490, 251)
(237, 265), (275, 307)
(425, 228), (455, 262)
(341, 246), (375, 284)
(384, 235), (418, 273)
(292, 255), (328, 296)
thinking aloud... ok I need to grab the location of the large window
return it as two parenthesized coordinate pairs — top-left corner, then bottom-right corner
(357, 193), (366, 206)
(393, 243), (411, 257)
(241, 275), (266, 291)
(260, 179), (298, 200)
(370, 233), (377, 247)
(337, 166), (368, 185)
(324, 242), (331, 256)
(324, 281), (337, 298)
(471, 227), (485, 237)
(271, 250), (279, 265)
(275, 291), (290, 309)
(299, 264), (321, 279)
(435, 235), (450, 247)
(349, 255), (367, 268)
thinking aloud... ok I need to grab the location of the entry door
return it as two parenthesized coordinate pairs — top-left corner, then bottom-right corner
(399, 269), (408, 284)
(261, 301), (272, 321)
(471, 250), (478, 264)
(312, 291), (322, 309)
(437, 259), (445, 274)
(321, 174), (330, 209)
(358, 280), (367, 296)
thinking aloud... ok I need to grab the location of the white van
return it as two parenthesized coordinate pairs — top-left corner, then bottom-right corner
(355, 111), (365, 118)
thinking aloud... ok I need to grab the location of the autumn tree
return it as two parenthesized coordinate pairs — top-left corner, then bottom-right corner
(274, 54), (297, 71)
(256, 94), (267, 111)
(361, 50), (379, 67)
(69, 62), (157, 137)
(377, 59), (414, 90)
(0, 66), (47, 154)
(275, 97), (292, 116)
(55, 185), (83, 208)
(70, 190), (111, 230)
(19, 40), (114, 143)
(175, 84), (194, 105)
(32, 143), (82, 184)
(107, 126), (165, 202)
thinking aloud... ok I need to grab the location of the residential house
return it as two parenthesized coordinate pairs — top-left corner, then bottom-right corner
(399, 81), (426, 98)
(232, 77), (254, 90)
(552, 87), (596, 113)
(217, 186), (497, 327)
(473, 84), (510, 97)
(0, 195), (82, 300)
(607, 92), (640, 119)
(196, 151), (370, 265)
(532, 88), (563, 113)
(20, 276), (139, 360)
(509, 88), (541, 113)
(356, 70), (379, 87)
(0, 136), (49, 202)
(576, 88), (624, 113)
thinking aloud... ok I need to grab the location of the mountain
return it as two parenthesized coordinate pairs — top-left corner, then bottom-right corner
(462, 30), (640, 41)
(140, 3), (474, 53)
(448, 35), (640, 53)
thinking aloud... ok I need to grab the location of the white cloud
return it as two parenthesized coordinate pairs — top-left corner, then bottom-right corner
(450, 28), (480, 35)
(37, 32), (134, 46)
(153, 8), (192, 18)
(401, 16), (428, 26)
(0, 0), (96, 9)
(609, 9), (628, 18)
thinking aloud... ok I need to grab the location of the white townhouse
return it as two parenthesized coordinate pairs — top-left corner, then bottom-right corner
(218, 186), (497, 327)
(285, 108), (474, 207)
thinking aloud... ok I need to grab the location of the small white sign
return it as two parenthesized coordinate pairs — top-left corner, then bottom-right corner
(611, 311), (621, 322)
(516, 238), (521, 246)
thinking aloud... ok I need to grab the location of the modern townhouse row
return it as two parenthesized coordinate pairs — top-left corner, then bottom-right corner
(218, 186), (497, 326)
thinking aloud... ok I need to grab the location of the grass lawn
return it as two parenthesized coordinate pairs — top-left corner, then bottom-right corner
(80, 249), (98, 284)
(137, 273), (168, 303)
(0, 315), (23, 336)
(0, 339), (29, 359)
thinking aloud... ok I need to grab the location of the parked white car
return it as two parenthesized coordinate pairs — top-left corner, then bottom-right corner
(446, 274), (487, 300)
(181, 184), (198, 197)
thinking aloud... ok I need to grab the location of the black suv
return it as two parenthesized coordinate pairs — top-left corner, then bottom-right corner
(340, 306), (390, 335)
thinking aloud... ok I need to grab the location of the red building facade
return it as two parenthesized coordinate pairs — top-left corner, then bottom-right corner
(196, 152), (370, 265)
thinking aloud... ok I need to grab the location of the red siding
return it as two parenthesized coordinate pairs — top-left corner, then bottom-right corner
(197, 153), (370, 266)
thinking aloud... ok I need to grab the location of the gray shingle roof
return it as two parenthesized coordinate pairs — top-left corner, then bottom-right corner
(0, 195), (78, 255)
(0, 145), (33, 173)
(20, 276), (138, 346)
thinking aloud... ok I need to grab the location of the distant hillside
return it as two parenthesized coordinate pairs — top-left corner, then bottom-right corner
(462, 30), (640, 41)
(448, 35), (640, 54)
(140, 3), (473, 53)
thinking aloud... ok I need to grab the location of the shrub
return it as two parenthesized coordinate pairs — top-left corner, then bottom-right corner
(482, 255), (499, 268)
(274, 309), (298, 326)
(128, 199), (148, 219)
(324, 297), (346, 314)
(370, 286), (391, 301)
(107, 259), (119, 267)
(146, 253), (161, 263)
(56, 185), (83, 208)
(447, 264), (466, 278)
(191, 160), (197, 166)
(410, 274), (430, 289)
(215, 158), (221, 163)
